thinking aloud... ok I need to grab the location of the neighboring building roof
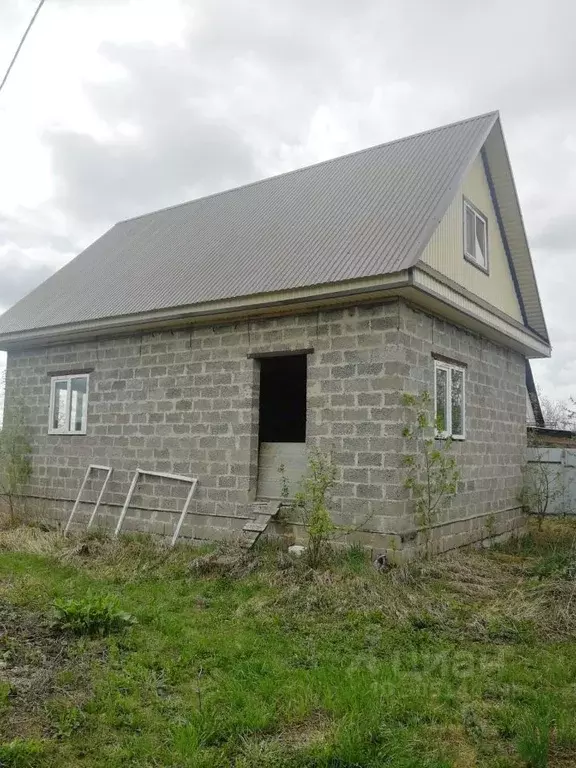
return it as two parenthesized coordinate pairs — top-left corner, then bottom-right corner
(527, 426), (575, 446)
(0, 111), (548, 344)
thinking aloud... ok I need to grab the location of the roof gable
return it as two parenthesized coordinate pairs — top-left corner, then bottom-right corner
(419, 153), (524, 323)
(412, 119), (548, 343)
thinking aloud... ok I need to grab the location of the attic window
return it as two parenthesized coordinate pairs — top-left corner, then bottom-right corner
(49, 374), (89, 435)
(463, 199), (488, 272)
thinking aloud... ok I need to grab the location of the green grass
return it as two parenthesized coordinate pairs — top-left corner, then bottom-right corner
(1, 522), (576, 766)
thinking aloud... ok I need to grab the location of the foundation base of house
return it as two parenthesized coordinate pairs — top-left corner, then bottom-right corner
(10, 496), (527, 563)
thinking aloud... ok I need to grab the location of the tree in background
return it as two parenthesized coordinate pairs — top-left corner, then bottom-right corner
(538, 388), (576, 431)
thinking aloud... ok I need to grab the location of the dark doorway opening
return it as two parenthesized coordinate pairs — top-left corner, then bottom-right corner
(258, 355), (307, 443)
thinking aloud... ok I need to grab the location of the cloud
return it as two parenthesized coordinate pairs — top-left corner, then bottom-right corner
(44, 41), (260, 227)
(533, 215), (576, 254)
(37, 1), (474, 236)
(0, 257), (54, 312)
(0, 212), (76, 254)
(0, 208), (77, 313)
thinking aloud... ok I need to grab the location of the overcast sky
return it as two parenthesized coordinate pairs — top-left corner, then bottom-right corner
(1, 0), (575, 402)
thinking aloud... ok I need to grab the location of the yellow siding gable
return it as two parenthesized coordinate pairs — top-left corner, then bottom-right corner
(420, 153), (523, 323)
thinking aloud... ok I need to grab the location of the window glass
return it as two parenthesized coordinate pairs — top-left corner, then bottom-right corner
(70, 377), (87, 432)
(52, 380), (68, 431)
(50, 374), (89, 434)
(464, 201), (488, 270)
(465, 205), (475, 257)
(435, 367), (448, 433)
(475, 215), (487, 267)
(451, 369), (464, 435)
(434, 362), (465, 438)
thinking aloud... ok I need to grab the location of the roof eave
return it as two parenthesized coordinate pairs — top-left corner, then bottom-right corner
(0, 267), (552, 360)
(0, 272), (412, 350)
(411, 266), (551, 358)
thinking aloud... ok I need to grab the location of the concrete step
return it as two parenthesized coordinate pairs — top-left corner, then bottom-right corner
(243, 519), (270, 533)
(239, 501), (281, 549)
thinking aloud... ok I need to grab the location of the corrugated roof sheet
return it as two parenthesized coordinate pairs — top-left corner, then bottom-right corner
(0, 111), (547, 342)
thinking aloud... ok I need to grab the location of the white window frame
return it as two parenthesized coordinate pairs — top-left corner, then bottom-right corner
(434, 360), (465, 440)
(49, 373), (90, 435)
(463, 198), (489, 273)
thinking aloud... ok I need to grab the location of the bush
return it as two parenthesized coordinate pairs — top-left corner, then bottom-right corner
(289, 449), (337, 568)
(531, 549), (576, 580)
(401, 391), (460, 557)
(53, 592), (136, 636)
(519, 435), (565, 530)
(0, 402), (32, 525)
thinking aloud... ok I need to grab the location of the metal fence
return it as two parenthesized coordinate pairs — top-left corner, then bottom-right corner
(526, 447), (576, 517)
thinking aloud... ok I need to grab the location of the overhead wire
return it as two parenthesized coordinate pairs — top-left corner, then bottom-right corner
(0, 0), (47, 96)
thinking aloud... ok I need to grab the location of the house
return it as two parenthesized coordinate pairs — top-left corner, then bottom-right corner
(0, 111), (551, 555)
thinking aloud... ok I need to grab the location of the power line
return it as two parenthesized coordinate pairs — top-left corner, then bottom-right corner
(0, 0), (47, 96)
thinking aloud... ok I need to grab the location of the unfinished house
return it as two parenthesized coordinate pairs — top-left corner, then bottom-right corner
(0, 112), (550, 555)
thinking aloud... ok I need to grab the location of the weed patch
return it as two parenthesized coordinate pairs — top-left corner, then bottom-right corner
(53, 593), (136, 636)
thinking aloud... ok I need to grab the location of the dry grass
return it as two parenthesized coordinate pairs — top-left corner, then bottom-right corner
(433, 725), (479, 768)
(0, 523), (201, 583)
(235, 521), (576, 644)
(2, 519), (576, 643)
(0, 600), (99, 742)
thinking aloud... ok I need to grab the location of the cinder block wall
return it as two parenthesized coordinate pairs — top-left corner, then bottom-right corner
(4, 299), (526, 554)
(394, 302), (527, 554)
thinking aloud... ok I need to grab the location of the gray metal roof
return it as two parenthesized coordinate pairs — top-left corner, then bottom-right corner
(0, 111), (547, 342)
